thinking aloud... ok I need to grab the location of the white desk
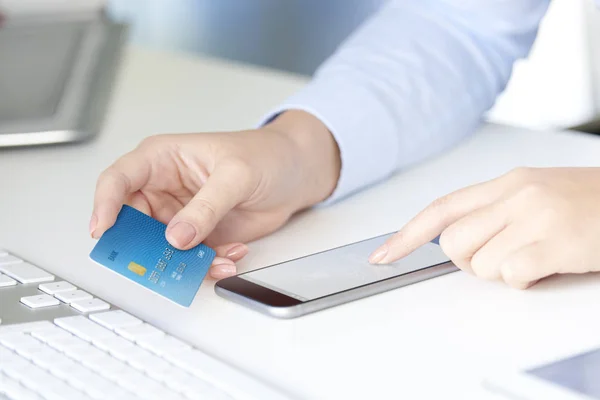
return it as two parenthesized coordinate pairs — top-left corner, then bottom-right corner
(1, 47), (600, 400)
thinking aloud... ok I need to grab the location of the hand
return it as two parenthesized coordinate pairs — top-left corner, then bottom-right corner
(90, 111), (341, 279)
(369, 167), (600, 289)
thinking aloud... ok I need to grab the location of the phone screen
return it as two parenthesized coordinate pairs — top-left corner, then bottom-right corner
(239, 234), (449, 301)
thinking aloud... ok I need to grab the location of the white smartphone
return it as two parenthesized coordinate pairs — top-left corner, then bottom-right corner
(484, 347), (600, 400)
(215, 232), (456, 318)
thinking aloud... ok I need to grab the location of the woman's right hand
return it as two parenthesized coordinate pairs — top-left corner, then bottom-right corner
(90, 110), (341, 278)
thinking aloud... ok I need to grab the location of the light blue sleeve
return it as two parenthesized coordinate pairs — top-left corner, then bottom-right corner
(261, 0), (551, 203)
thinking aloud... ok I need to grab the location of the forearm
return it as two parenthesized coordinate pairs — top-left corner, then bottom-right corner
(262, 0), (550, 203)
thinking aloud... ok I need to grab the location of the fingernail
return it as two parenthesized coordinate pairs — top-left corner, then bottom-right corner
(369, 245), (388, 264)
(89, 214), (98, 238)
(166, 221), (196, 248)
(212, 263), (236, 279)
(226, 244), (248, 259)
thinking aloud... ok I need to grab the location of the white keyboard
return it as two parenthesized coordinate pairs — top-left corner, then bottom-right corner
(0, 250), (291, 400)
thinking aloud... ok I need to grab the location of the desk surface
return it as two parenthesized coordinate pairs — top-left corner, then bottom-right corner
(1, 47), (600, 400)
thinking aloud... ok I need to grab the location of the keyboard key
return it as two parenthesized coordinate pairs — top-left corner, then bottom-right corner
(183, 377), (214, 398)
(31, 326), (74, 343)
(204, 386), (235, 400)
(81, 374), (123, 400)
(0, 263), (54, 284)
(114, 368), (148, 391)
(42, 382), (90, 400)
(81, 353), (126, 379)
(115, 323), (165, 342)
(0, 344), (14, 359)
(90, 310), (142, 331)
(63, 367), (97, 391)
(114, 344), (153, 366)
(137, 334), (192, 357)
(69, 345), (107, 364)
(39, 281), (77, 295)
(0, 351), (31, 381)
(11, 358), (63, 394)
(143, 383), (182, 400)
(71, 298), (110, 313)
(45, 334), (89, 353)
(54, 290), (93, 304)
(0, 333), (43, 352)
(161, 368), (198, 393)
(139, 355), (173, 380)
(54, 316), (114, 343)
(88, 353), (122, 372)
(62, 342), (95, 361)
(0, 321), (54, 336)
(92, 336), (134, 360)
(0, 254), (22, 266)
(166, 349), (247, 390)
(20, 294), (60, 309)
(0, 373), (44, 400)
(0, 273), (16, 287)
(11, 342), (47, 361)
(29, 347), (64, 370)
(45, 358), (80, 381)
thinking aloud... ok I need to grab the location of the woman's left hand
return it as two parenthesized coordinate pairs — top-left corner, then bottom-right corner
(369, 167), (600, 289)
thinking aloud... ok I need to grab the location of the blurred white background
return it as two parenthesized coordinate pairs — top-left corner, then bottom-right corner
(106, 0), (600, 131)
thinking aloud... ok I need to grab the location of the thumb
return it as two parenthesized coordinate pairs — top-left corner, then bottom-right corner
(166, 160), (255, 249)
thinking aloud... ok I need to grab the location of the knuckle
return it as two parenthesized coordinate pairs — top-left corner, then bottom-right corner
(515, 182), (549, 202)
(469, 251), (487, 277)
(98, 166), (126, 188)
(469, 254), (482, 275)
(139, 134), (167, 148)
(97, 167), (113, 184)
(191, 198), (219, 226)
(438, 230), (461, 260)
(220, 157), (257, 191)
(222, 157), (253, 177)
(430, 194), (452, 211)
(506, 166), (535, 182)
(536, 206), (561, 228)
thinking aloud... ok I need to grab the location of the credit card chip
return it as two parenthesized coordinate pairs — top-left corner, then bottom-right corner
(127, 261), (147, 276)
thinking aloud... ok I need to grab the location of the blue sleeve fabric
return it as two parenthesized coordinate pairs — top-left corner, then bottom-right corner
(260, 0), (551, 203)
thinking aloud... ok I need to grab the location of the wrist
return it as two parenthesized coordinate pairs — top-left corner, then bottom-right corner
(265, 110), (341, 209)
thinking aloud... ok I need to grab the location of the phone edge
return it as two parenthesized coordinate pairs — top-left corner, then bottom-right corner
(215, 261), (458, 319)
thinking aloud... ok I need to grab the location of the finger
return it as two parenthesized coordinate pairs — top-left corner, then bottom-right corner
(166, 161), (255, 249)
(499, 241), (558, 289)
(209, 257), (237, 279)
(142, 190), (185, 225)
(436, 201), (510, 274)
(91, 151), (151, 238)
(369, 178), (512, 264)
(470, 223), (534, 280)
(214, 243), (249, 262)
(125, 192), (152, 216)
(205, 209), (292, 246)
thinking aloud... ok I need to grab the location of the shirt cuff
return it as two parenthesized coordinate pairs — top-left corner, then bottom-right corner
(258, 76), (400, 205)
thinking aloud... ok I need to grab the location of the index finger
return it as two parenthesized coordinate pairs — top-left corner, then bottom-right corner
(91, 150), (151, 238)
(370, 176), (512, 264)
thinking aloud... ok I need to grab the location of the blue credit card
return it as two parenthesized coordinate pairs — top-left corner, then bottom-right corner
(89, 205), (216, 307)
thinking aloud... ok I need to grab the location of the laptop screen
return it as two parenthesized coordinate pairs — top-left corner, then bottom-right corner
(528, 348), (600, 399)
(0, 21), (85, 122)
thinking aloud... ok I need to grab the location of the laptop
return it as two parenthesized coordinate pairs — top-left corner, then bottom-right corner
(0, 247), (293, 400)
(0, 1), (125, 147)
